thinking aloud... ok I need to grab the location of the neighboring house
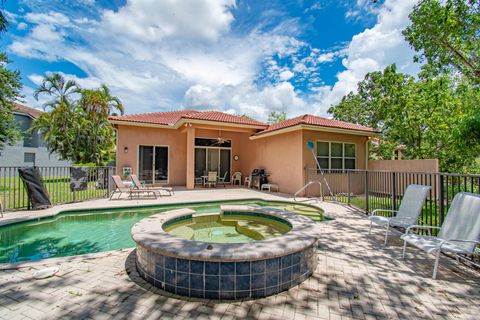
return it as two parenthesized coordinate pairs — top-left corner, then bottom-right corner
(110, 110), (378, 194)
(0, 103), (71, 167)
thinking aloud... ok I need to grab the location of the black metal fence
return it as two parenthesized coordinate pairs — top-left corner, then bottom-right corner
(304, 168), (480, 228)
(0, 166), (115, 211)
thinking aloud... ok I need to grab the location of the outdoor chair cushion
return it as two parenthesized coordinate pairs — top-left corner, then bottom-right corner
(369, 216), (417, 228)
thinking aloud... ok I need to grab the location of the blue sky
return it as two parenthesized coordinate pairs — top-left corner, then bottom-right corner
(1, 0), (420, 119)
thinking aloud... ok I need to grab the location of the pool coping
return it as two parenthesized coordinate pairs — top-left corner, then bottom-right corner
(132, 205), (321, 262)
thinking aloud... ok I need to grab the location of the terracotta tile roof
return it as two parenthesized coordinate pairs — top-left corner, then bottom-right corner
(109, 110), (267, 127)
(13, 103), (43, 118)
(255, 114), (377, 135)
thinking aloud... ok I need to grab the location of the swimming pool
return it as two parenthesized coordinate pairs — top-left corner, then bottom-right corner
(0, 199), (324, 264)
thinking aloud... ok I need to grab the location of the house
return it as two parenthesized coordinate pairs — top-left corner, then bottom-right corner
(0, 103), (71, 167)
(110, 110), (378, 194)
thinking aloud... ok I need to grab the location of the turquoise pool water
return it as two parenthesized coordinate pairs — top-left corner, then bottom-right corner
(0, 199), (324, 264)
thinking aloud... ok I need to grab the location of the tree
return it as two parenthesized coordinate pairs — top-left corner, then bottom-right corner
(328, 64), (478, 172)
(267, 111), (287, 124)
(0, 54), (22, 151)
(403, 0), (480, 83)
(33, 73), (123, 165)
(0, 2), (22, 152)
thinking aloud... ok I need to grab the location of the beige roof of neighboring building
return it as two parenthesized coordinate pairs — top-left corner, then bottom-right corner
(13, 103), (43, 118)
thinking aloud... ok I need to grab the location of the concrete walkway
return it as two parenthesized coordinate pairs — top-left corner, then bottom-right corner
(0, 189), (479, 319)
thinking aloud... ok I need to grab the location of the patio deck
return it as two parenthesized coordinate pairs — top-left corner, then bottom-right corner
(0, 189), (479, 320)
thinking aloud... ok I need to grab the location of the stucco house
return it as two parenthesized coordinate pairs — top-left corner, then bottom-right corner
(110, 110), (377, 194)
(0, 103), (70, 167)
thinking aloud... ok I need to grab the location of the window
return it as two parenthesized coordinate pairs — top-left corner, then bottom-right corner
(316, 142), (356, 170)
(24, 152), (36, 163)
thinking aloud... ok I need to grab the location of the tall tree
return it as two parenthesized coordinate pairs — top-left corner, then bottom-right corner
(328, 64), (478, 172)
(267, 111), (287, 124)
(33, 73), (123, 165)
(403, 0), (480, 83)
(0, 54), (21, 151)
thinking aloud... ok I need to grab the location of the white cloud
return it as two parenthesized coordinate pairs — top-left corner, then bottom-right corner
(279, 70), (294, 81)
(9, 0), (420, 120)
(314, 0), (419, 114)
(17, 22), (28, 30)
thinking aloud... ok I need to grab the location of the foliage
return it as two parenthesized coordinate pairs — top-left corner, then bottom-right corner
(403, 0), (480, 83)
(0, 53), (22, 151)
(267, 111), (287, 124)
(237, 114), (258, 121)
(328, 64), (479, 172)
(33, 73), (123, 165)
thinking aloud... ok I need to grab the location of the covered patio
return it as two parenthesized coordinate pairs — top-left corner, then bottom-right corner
(0, 189), (478, 320)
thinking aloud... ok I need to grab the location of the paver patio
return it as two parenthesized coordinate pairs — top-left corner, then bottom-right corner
(0, 189), (479, 320)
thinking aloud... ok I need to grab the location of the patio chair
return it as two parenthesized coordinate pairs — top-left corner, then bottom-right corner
(110, 175), (157, 200)
(232, 172), (242, 186)
(205, 171), (217, 188)
(369, 184), (431, 245)
(401, 192), (480, 279)
(217, 171), (228, 187)
(130, 174), (173, 196)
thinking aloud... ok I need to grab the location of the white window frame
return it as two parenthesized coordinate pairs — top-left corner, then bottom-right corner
(316, 141), (357, 171)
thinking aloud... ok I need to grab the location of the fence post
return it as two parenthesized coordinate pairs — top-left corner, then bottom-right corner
(391, 171), (397, 211)
(439, 174), (445, 226)
(347, 170), (351, 206)
(365, 170), (369, 213)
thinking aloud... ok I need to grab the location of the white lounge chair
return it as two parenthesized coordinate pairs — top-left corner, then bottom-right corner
(110, 175), (157, 199)
(401, 192), (480, 279)
(130, 174), (173, 196)
(369, 184), (431, 245)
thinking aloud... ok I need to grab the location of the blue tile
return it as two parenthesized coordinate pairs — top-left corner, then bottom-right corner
(235, 290), (250, 299)
(251, 288), (265, 298)
(251, 260), (265, 274)
(205, 262), (220, 275)
(219, 291), (235, 300)
(165, 284), (176, 294)
(190, 260), (204, 274)
(235, 275), (250, 291)
(292, 252), (301, 265)
(266, 258), (279, 272)
(177, 259), (190, 273)
(176, 287), (189, 297)
(165, 269), (176, 285)
(220, 276), (235, 290)
(155, 255), (165, 267)
(220, 262), (235, 275)
(165, 256), (176, 270)
(251, 274), (265, 290)
(155, 267), (165, 282)
(266, 271), (279, 287)
(281, 267), (292, 283)
(292, 264), (301, 280)
(190, 289), (204, 299)
(190, 274), (204, 290)
(153, 279), (164, 289)
(265, 285), (279, 296)
(235, 262), (250, 275)
(280, 280), (291, 291)
(205, 275), (219, 290)
(281, 255), (292, 269)
(205, 290), (219, 300)
(177, 272), (189, 288)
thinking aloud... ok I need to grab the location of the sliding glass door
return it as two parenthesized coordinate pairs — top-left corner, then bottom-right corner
(194, 138), (231, 182)
(138, 145), (168, 184)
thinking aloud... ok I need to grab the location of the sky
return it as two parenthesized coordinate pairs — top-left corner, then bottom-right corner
(1, 0), (420, 120)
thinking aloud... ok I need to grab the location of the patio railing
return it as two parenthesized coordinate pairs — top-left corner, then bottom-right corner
(304, 168), (480, 229)
(0, 166), (115, 211)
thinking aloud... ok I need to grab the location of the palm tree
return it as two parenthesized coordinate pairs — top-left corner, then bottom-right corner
(34, 73), (80, 110)
(0, 1), (8, 35)
(79, 84), (124, 116)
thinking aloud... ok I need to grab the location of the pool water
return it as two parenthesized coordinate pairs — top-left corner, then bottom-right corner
(0, 199), (323, 263)
(164, 213), (292, 243)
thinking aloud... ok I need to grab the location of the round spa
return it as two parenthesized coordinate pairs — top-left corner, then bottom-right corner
(131, 205), (320, 300)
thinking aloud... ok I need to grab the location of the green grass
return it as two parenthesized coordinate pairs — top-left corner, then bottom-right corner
(0, 176), (109, 210)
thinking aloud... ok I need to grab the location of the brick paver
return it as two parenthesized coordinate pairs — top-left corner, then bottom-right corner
(1, 200), (479, 319)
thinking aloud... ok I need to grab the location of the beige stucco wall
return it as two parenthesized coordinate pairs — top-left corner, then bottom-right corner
(115, 124), (371, 194)
(368, 159), (439, 173)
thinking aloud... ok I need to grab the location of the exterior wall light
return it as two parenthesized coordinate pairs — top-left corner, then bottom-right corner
(124, 147), (129, 153)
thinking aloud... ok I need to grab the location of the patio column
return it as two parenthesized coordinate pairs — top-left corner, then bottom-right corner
(186, 125), (195, 189)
